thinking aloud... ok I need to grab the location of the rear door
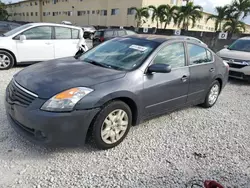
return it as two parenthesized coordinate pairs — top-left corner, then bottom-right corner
(186, 43), (216, 103)
(15, 26), (54, 62)
(54, 26), (80, 58)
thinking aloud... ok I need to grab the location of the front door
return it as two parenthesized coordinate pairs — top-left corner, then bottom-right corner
(142, 42), (190, 117)
(16, 26), (54, 62)
(186, 43), (216, 103)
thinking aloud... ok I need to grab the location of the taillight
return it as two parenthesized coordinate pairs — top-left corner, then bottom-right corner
(100, 37), (104, 42)
(223, 60), (229, 71)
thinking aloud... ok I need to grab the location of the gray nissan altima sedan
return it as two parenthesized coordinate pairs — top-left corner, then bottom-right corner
(5, 35), (229, 150)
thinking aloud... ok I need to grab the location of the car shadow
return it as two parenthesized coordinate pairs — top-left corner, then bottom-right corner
(228, 77), (250, 86)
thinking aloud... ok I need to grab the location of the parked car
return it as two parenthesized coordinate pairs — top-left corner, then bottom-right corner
(5, 35), (229, 149)
(93, 29), (137, 47)
(0, 23), (85, 70)
(217, 37), (250, 81)
(0, 21), (21, 34)
(61, 21), (72, 25)
(82, 25), (96, 39)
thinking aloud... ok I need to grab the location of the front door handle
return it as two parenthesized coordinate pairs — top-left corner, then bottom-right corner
(181, 75), (188, 82)
(209, 68), (215, 72)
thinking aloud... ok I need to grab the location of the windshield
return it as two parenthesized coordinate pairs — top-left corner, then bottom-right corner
(3, 24), (32, 37)
(228, 39), (250, 52)
(80, 38), (159, 71)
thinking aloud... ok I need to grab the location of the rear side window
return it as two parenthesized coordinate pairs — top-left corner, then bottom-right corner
(10, 24), (20, 30)
(126, 30), (136, 35)
(188, 44), (212, 65)
(72, 29), (79, 39)
(104, 31), (115, 37)
(55, 27), (71, 39)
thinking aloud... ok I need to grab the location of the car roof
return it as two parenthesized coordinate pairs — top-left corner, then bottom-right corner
(239, 37), (250, 40)
(126, 34), (202, 44)
(97, 28), (126, 31)
(27, 22), (81, 29)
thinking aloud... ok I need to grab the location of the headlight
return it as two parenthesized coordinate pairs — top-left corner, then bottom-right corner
(41, 87), (93, 112)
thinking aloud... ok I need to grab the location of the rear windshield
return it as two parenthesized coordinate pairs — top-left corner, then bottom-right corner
(80, 37), (159, 71)
(94, 31), (104, 37)
(228, 39), (250, 52)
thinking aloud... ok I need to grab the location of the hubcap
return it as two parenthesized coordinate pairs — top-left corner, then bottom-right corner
(208, 84), (219, 105)
(101, 109), (128, 144)
(0, 54), (11, 69)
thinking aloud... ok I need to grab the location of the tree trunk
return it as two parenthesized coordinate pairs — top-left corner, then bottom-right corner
(164, 22), (167, 29)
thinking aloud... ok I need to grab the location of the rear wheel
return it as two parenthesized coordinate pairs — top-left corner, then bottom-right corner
(201, 80), (220, 108)
(91, 101), (132, 150)
(0, 50), (15, 70)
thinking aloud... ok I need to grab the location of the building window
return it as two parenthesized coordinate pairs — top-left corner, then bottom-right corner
(23, 13), (25, 16)
(111, 8), (119, 15)
(92, 10), (95, 14)
(100, 10), (107, 16)
(127, 8), (135, 15)
(68, 11), (72, 16)
(26, 12), (29, 16)
(30, 2), (32, 6)
(87, 10), (90, 14)
(31, 12), (33, 16)
(35, 1), (38, 5)
(35, 12), (38, 16)
(77, 11), (86, 16)
(171, 0), (177, 5)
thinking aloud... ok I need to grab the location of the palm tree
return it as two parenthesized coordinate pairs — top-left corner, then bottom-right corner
(148, 5), (168, 29)
(175, 2), (203, 31)
(161, 5), (179, 29)
(206, 6), (229, 31)
(229, 0), (250, 19)
(223, 18), (246, 33)
(131, 7), (149, 28)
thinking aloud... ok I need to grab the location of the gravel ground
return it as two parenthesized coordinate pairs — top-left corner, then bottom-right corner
(0, 67), (250, 188)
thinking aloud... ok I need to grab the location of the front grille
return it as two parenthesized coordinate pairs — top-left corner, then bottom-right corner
(228, 63), (247, 69)
(229, 71), (243, 78)
(7, 80), (37, 107)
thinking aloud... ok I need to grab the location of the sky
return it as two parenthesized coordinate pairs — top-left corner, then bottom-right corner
(3, 0), (250, 24)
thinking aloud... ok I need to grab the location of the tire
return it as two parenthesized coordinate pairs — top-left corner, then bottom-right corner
(0, 50), (15, 70)
(91, 101), (132, 150)
(201, 80), (221, 108)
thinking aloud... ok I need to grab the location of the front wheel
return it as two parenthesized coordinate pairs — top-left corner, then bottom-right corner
(0, 50), (15, 70)
(201, 80), (220, 108)
(91, 101), (132, 150)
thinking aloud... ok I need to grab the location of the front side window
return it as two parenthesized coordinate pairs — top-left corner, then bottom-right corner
(55, 27), (71, 39)
(153, 43), (186, 69)
(188, 44), (212, 65)
(22, 26), (52, 40)
(80, 38), (159, 71)
(117, 30), (126, 36)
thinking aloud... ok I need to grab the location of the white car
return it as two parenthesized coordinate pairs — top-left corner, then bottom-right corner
(0, 23), (86, 70)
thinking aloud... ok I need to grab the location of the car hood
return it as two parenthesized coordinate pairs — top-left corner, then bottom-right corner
(217, 48), (250, 60)
(14, 57), (126, 99)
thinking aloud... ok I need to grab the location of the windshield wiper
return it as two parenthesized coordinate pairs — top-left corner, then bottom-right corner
(84, 59), (113, 69)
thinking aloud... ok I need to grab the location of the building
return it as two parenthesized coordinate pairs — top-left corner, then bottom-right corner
(6, 0), (250, 33)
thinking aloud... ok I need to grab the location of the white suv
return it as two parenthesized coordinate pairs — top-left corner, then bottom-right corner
(0, 23), (85, 70)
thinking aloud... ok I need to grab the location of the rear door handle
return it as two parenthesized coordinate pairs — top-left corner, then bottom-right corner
(210, 68), (215, 72)
(181, 75), (188, 82)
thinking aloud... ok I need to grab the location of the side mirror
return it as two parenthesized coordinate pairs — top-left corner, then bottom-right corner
(148, 64), (171, 74)
(20, 35), (26, 42)
(224, 45), (229, 48)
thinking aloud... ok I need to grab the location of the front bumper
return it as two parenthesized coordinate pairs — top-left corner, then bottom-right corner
(5, 97), (100, 146)
(229, 66), (250, 81)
